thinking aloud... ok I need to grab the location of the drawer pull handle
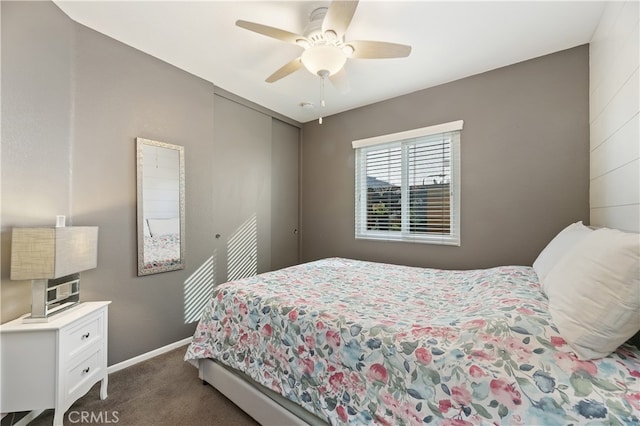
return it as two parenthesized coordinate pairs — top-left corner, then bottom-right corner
(81, 332), (90, 340)
(82, 367), (91, 375)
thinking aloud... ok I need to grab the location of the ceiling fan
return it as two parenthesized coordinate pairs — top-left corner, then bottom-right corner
(236, 0), (412, 94)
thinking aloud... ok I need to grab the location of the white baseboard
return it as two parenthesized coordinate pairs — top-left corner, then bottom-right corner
(107, 337), (192, 374)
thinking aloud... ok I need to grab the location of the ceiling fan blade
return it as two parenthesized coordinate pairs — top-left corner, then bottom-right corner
(348, 40), (412, 59)
(322, 0), (359, 38)
(236, 20), (305, 45)
(329, 68), (350, 94)
(266, 57), (303, 83)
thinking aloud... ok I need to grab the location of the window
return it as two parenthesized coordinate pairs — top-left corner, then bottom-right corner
(353, 120), (462, 245)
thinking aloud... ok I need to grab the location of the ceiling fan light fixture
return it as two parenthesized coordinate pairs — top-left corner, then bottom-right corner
(301, 45), (347, 76)
(236, 0), (412, 85)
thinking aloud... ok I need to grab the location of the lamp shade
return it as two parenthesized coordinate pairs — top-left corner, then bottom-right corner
(10, 227), (98, 280)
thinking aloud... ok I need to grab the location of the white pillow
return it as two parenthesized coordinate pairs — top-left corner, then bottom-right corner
(546, 228), (640, 360)
(532, 221), (592, 294)
(147, 218), (180, 237)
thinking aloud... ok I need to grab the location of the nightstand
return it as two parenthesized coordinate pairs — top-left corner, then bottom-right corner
(0, 301), (111, 426)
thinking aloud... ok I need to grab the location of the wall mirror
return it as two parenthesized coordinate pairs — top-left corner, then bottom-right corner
(136, 137), (185, 276)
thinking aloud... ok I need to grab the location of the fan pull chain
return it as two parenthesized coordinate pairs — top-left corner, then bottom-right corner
(321, 74), (326, 108)
(319, 72), (327, 124)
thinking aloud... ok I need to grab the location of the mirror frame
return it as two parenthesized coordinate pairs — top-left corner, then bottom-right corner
(136, 137), (186, 276)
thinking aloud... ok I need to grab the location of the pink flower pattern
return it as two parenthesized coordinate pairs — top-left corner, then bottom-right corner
(367, 363), (389, 384)
(415, 347), (432, 364)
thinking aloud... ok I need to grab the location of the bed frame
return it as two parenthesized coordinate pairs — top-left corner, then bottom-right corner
(197, 358), (326, 426)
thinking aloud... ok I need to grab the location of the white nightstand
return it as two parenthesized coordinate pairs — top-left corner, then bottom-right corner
(0, 301), (111, 426)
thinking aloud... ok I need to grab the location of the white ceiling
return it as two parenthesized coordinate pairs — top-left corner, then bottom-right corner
(53, 1), (605, 124)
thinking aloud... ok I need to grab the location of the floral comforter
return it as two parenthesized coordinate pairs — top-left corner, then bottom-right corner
(185, 258), (640, 425)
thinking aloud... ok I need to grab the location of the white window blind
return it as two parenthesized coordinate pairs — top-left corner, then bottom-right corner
(353, 121), (462, 245)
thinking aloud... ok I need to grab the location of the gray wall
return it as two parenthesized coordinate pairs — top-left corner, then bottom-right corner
(1, 0), (75, 321)
(300, 45), (590, 270)
(1, 1), (300, 366)
(70, 21), (216, 363)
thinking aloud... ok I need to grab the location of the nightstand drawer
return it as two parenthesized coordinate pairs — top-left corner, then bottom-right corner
(61, 311), (103, 359)
(66, 347), (103, 398)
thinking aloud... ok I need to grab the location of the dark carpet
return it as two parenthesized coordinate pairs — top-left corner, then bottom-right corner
(29, 345), (259, 426)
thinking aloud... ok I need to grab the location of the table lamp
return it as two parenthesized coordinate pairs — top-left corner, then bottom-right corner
(10, 226), (98, 322)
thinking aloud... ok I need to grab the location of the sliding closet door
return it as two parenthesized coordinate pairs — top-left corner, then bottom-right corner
(212, 95), (272, 283)
(271, 119), (300, 270)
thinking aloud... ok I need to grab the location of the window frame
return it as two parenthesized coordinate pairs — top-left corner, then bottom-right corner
(353, 120), (462, 246)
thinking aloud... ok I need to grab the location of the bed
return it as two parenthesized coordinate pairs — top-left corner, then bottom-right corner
(184, 225), (640, 425)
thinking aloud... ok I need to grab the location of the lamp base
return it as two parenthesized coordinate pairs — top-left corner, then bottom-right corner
(22, 274), (81, 323)
(22, 301), (79, 323)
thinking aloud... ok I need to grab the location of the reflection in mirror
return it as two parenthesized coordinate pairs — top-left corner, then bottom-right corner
(136, 138), (185, 276)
